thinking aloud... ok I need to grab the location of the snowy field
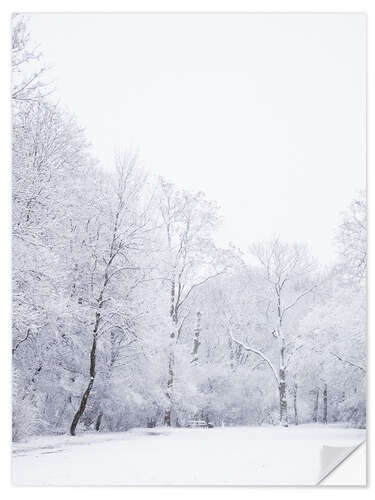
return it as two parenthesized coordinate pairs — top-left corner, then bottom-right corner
(13, 424), (365, 486)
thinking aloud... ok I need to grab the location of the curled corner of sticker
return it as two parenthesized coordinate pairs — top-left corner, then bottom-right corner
(318, 441), (366, 486)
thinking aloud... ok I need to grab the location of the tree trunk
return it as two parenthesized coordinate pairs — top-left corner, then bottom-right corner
(278, 336), (288, 427)
(191, 311), (201, 364)
(95, 412), (103, 431)
(279, 372), (288, 427)
(293, 382), (298, 425)
(163, 408), (171, 427)
(164, 279), (177, 427)
(312, 388), (319, 423)
(228, 335), (234, 371)
(164, 348), (174, 426)
(322, 383), (328, 424)
(70, 311), (100, 436)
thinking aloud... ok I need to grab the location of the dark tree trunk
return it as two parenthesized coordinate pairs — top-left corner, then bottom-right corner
(278, 338), (288, 427)
(312, 388), (319, 423)
(95, 412), (103, 431)
(191, 311), (201, 364)
(164, 279), (177, 427)
(322, 383), (328, 424)
(293, 382), (298, 425)
(23, 363), (42, 403)
(163, 408), (171, 426)
(70, 311), (100, 436)
(164, 348), (174, 426)
(228, 335), (234, 371)
(279, 371), (288, 427)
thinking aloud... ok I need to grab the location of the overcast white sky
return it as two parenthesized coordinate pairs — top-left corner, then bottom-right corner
(28, 13), (365, 264)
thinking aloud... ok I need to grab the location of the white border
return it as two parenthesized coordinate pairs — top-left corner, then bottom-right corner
(1, 1), (372, 498)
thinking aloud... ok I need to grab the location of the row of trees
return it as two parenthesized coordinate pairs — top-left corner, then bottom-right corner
(12, 17), (366, 440)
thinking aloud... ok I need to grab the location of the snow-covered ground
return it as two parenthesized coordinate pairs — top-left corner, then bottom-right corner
(12, 424), (365, 486)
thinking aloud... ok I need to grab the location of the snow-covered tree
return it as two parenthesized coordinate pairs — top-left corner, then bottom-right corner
(228, 239), (319, 427)
(336, 192), (366, 283)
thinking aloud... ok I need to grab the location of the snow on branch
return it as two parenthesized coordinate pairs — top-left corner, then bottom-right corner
(281, 283), (319, 320)
(330, 352), (366, 373)
(229, 333), (279, 385)
(178, 268), (227, 309)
